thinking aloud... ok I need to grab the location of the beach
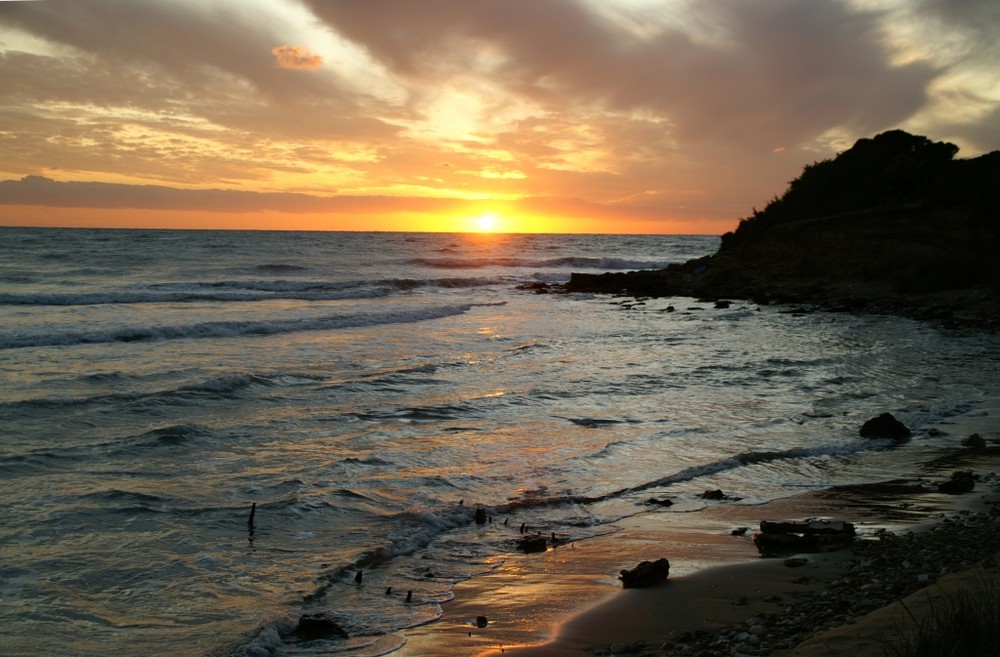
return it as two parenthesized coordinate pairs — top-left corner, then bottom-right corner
(398, 399), (1000, 657)
(4, 229), (1000, 657)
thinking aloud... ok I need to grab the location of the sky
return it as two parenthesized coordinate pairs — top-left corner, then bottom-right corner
(0, 0), (998, 235)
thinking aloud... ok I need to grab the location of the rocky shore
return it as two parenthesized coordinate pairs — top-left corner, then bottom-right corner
(599, 493), (1000, 657)
(558, 131), (1000, 329)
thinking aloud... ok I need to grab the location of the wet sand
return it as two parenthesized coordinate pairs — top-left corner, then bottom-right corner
(397, 400), (1000, 657)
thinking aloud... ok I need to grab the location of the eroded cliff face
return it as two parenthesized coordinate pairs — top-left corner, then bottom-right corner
(566, 131), (1000, 326)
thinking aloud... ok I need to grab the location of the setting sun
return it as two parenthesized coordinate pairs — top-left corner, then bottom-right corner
(474, 213), (498, 232)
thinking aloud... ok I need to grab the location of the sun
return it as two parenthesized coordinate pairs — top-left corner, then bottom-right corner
(474, 213), (498, 232)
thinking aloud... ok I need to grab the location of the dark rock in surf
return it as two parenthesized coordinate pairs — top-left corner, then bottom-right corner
(701, 489), (727, 500)
(961, 433), (986, 448)
(859, 413), (911, 441)
(475, 615), (488, 628)
(517, 535), (548, 553)
(296, 612), (349, 639)
(474, 507), (487, 525)
(938, 470), (975, 494)
(516, 282), (552, 294)
(646, 497), (674, 507)
(619, 558), (671, 588)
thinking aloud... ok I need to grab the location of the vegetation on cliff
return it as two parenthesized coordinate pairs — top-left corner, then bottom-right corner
(566, 130), (1000, 324)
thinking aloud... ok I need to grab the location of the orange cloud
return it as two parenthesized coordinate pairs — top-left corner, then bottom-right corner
(271, 45), (323, 70)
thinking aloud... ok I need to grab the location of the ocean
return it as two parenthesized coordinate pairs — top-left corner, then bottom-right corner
(1, 228), (998, 657)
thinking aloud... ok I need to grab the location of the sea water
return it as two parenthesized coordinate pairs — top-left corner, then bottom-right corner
(1, 228), (998, 657)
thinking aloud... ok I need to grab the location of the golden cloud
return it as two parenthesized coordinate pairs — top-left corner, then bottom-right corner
(271, 45), (323, 70)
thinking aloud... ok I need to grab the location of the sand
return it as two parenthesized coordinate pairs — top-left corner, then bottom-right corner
(396, 400), (1000, 657)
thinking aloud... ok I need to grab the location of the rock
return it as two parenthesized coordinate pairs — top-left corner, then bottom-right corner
(731, 527), (749, 536)
(474, 507), (487, 525)
(296, 612), (349, 639)
(961, 433), (986, 448)
(754, 522), (855, 556)
(475, 615), (488, 628)
(646, 497), (674, 507)
(938, 470), (975, 494)
(619, 557), (670, 588)
(701, 489), (726, 500)
(859, 412), (911, 440)
(760, 520), (856, 536)
(517, 535), (548, 553)
(714, 300), (731, 309)
(515, 282), (552, 294)
(784, 557), (809, 567)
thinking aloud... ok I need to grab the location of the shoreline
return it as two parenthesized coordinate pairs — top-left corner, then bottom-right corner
(396, 400), (1000, 657)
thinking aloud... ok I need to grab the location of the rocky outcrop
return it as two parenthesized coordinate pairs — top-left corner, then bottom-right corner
(563, 131), (1000, 327)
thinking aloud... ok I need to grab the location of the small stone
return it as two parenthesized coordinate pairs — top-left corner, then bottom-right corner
(784, 557), (809, 567)
(475, 615), (488, 628)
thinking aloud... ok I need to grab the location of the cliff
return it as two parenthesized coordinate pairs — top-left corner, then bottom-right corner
(566, 130), (1000, 326)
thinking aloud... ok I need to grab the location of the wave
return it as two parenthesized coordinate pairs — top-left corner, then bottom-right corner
(0, 302), (505, 350)
(0, 277), (507, 307)
(410, 256), (672, 270)
(502, 440), (890, 511)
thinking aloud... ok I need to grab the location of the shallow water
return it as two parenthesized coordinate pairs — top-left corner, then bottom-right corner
(1, 228), (998, 656)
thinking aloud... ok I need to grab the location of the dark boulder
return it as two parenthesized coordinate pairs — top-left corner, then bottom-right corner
(646, 497), (674, 507)
(296, 612), (349, 639)
(938, 470), (975, 494)
(619, 558), (671, 589)
(701, 489), (726, 500)
(859, 413), (911, 440)
(474, 507), (487, 525)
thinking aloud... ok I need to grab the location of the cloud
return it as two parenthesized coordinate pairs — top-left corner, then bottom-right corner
(303, 0), (938, 150)
(0, 0), (997, 232)
(271, 45), (323, 70)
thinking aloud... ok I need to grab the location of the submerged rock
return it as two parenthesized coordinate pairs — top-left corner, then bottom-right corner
(516, 535), (548, 553)
(296, 612), (349, 639)
(961, 433), (986, 448)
